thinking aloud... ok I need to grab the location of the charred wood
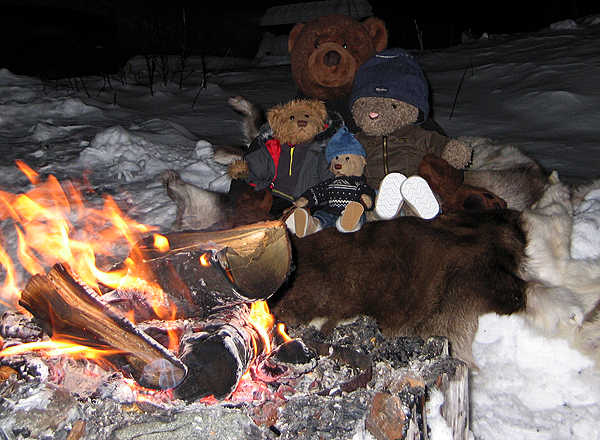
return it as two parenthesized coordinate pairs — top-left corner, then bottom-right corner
(174, 304), (266, 401)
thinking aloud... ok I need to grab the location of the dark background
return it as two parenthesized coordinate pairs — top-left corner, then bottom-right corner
(2, 0), (597, 78)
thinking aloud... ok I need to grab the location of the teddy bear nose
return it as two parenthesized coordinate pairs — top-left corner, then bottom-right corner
(369, 112), (379, 120)
(324, 50), (341, 66)
(297, 120), (308, 128)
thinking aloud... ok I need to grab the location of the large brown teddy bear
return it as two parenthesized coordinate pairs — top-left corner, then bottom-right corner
(289, 14), (388, 102)
(288, 14), (387, 131)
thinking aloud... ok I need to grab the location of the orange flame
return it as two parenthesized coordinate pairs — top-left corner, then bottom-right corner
(248, 300), (275, 354)
(15, 160), (40, 185)
(199, 252), (211, 267)
(0, 162), (161, 307)
(153, 234), (170, 253)
(0, 339), (122, 363)
(0, 162), (183, 359)
(0, 163), (289, 398)
(276, 323), (293, 343)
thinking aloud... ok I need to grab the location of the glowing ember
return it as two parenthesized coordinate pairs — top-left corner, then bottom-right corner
(199, 252), (211, 267)
(153, 234), (170, 253)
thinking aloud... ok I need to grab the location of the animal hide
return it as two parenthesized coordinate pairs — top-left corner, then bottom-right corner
(519, 174), (600, 365)
(459, 136), (548, 211)
(161, 134), (600, 367)
(269, 209), (529, 366)
(161, 170), (272, 231)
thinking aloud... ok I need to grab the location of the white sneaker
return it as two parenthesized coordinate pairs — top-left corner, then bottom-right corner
(400, 176), (440, 220)
(375, 173), (406, 220)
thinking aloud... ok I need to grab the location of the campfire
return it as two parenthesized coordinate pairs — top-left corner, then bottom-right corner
(0, 163), (469, 439)
(0, 161), (299, 400)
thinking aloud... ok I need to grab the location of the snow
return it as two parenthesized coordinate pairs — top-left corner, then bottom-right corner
(1, 13), (600, 439)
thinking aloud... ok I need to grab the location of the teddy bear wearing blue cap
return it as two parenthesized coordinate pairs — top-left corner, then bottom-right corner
(351, 48), (506, 218)
(288, 126), (376, 237)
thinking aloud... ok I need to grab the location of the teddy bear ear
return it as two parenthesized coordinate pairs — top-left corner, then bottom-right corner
(266, 106), (283, 129)
(362, 17), (388, 52)
(313, 100), (328, 123)
(288, 22), (305, 53)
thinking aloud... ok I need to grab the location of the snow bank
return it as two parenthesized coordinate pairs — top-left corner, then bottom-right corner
(471, 312), (600, 440)
(79, 119), (226, 185)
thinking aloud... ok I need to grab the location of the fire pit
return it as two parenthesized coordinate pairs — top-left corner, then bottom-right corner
(0, 165), (468, 439)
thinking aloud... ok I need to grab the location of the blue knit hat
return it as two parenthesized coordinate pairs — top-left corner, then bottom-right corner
(326, 127), (366, 163)
(350, 48), (430, 121)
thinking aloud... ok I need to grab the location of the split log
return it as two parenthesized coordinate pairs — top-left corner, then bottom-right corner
(125, 220), (292, 320)
(18, 263), (188, 390)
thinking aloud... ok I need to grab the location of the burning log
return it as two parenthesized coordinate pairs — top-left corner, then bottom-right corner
(174, 303), (271, 401)
(18, 263), (188, 390)
(122, 220), (293, 320)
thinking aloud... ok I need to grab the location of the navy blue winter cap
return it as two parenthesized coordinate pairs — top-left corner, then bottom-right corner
(350, 48), (430, 120)
(326, 127), (366, 163)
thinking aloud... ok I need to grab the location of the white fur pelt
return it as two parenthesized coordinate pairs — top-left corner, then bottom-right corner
(519, 173), (600, 364)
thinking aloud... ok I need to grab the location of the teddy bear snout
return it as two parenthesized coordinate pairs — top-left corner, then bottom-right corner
(324, 50), (341, 66)
(369, 112), (380, 120)
(297, 120), (308, 128)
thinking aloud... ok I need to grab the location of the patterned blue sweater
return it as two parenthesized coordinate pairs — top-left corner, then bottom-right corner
(301, 175), (376, 216)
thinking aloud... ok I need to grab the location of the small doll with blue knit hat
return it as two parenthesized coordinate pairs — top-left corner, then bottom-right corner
(289, 126), (376, 238)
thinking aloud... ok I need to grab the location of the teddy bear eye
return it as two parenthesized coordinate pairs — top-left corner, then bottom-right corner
(342, 42), (348, 49)
(391, 103), (397, 109)
(289, 115), (295, 121)
(304, 114), (310, 118)
(314, 38), (320, 48)
(345, 156), (350, 161)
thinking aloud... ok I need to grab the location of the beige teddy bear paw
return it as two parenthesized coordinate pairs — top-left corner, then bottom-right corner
(442, 139), (474, 170)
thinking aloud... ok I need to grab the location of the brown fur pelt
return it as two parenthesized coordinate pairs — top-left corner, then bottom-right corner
(269, 209), (528, 366)
(267, 99), (328, 145)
